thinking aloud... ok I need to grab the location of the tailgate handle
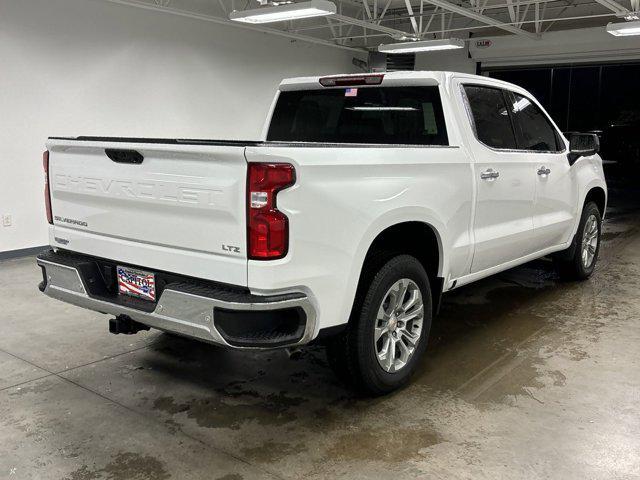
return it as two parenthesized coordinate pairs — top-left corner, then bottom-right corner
(105, 149), (144, 164)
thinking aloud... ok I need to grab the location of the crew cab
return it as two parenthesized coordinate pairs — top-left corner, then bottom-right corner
(37, 71), (607, 394)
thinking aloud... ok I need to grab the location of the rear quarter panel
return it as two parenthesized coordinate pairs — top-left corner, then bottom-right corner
(572, 154), (608, 222)
(245, 145), (474, 332)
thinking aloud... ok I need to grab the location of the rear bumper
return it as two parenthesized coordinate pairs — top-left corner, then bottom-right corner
(36, 250), (317, 349)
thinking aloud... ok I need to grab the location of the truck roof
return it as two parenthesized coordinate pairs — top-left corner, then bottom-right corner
(279, 71), (522, 93)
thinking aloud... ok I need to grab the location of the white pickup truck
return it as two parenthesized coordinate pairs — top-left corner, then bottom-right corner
(38, 71), (607, 394)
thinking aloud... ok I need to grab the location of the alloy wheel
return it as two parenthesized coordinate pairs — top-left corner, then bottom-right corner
(582, 214), (599, 269)
(374, 278), (424, 373)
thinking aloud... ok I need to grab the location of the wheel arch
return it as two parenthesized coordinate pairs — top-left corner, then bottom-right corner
(362, 221), (443, 280)
(567, 179), (607, 241)
(347, 213), (447, 322)
(584, 186), (607, 218)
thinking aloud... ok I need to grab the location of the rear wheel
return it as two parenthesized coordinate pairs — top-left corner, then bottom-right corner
(326, 255), (432, 395)
(554, 201), (602, 280)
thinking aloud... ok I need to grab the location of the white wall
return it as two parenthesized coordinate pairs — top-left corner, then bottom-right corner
(0, 0), (356, 253)
(415, 46), (476, 74)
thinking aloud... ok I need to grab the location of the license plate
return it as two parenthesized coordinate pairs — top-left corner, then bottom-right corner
(117, 266), (156, 301)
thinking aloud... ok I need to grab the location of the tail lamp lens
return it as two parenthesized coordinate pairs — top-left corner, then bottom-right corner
(247, 163), (295, 259)
(43, 150), (53, 224)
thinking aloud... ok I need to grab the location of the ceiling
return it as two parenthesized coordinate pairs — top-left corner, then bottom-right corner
(102, 0), (640, 51)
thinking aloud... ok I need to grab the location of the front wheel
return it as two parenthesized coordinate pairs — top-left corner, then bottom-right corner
(554, 201), (602, 280)
(326, 255), (432, 395)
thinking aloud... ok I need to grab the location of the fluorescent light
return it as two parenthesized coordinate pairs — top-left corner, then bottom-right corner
(229, 0), (336, 24)
(606, 20), (640, 36)
(347, 107), (418, 111)
(378, 38), (465, 53)
(512, 97), (531, 112)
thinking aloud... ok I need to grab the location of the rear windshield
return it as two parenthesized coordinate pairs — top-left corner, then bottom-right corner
(267, 86), (449, 145)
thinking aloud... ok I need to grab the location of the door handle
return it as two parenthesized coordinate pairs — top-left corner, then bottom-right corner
(480, 169), (500, 180)
(537, 166), (551, 176)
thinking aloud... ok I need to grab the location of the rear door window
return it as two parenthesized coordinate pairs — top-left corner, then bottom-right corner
(267, 86), (448, 145)
(463, 85), (517, 149)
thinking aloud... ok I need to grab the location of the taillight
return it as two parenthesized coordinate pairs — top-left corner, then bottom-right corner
(43, 150), (53, 224)
(247, 163), (295, 260)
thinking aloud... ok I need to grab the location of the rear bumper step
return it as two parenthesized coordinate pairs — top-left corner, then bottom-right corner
(37, 250), (316, 349)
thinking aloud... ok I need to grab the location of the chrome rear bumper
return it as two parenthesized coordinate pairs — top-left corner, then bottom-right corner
(37, 251), (316, 349)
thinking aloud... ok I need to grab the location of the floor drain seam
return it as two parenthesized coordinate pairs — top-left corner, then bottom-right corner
(51, 339), (162, 376)
(0, 373), (57, 393)
(0, 345), (286, 480)
(58, 374), (289, 480)
(454, 225), (639, 398)
(0, 347), (58, 376)
(455, 324), (550, 395)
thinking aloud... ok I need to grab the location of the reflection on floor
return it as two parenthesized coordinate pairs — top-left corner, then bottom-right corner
(1, 187), (639, 479)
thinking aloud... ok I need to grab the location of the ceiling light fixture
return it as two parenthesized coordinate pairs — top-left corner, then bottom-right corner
(606, 19), (640, 36)
(392, 34), (420, 41)
(378, 38), (465, 53)
(347, 106), (419, 111)
(229, 0), (336, 24)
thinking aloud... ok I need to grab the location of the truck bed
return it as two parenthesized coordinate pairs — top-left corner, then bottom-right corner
(49, 136), (263, 146)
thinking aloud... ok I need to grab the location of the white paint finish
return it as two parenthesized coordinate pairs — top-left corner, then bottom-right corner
(452, 157), (604, 292)
(451, 76), (538, 274)
(470, 152), (538, 273)
(245, 72), (605, 331)
(279, 71), (441, 91)
(452, 76), (578, 272)
(46, 139), (249, 285)
(40, 71), (607, 337)
(531, 150), (578, 249)
(246, 144), (474, 330)
(0, 0), (354, 252)
(449, 73), (606, 287)
(49, 225), (249, 286)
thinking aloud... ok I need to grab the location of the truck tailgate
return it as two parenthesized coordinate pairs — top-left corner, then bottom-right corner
(46, 138), (249, 286)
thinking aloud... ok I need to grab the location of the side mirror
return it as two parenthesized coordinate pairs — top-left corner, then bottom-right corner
(568, 133), (600, 166)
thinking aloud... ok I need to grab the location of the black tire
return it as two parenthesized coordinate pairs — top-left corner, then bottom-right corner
(326, 254), (432, 396)
(554, 201), (602, 281)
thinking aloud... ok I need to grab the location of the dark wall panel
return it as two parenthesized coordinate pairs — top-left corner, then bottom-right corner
(485, 62), (640, 163)
(568, 66), (600, 132)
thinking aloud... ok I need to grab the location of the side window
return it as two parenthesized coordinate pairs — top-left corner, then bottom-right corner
(508, 92), (562, 152)
(463, 85), (517, 149)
